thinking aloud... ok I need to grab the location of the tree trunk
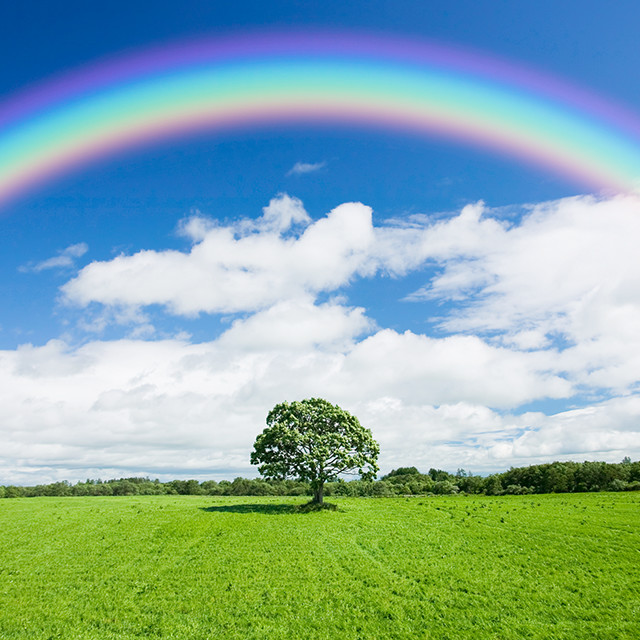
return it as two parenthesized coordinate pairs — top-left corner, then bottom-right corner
(312, 482), (324, 504)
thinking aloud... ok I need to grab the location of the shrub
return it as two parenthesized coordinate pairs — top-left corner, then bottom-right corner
(608, 479), (628, 492)
(372, 481), (394, 497)
(504, 484), (532, 495)
(432, 480), (459, 495)
(382, 467), (421, 479)
(5, 486), (26, 498)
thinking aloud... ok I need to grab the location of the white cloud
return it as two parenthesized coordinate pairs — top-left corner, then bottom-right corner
(408, 195), (640, 332)
(403, 194), (640, 392)
(176, 212), (216, 242)
(19, 242), (88, 273)
(0, 299), (564, 483)
(61, 199), (375, 315)
(5, 193), (640, 483)
(63, 194), (640, 398)
(358, 395), (640, 474)
(258, 193), (311, 232)
(334, 329), (572, 409)
(218, 296), (374, 352)
(286, 161), (327, 176)
(1, 329), (638, 484)
(481, 395), (640, 463)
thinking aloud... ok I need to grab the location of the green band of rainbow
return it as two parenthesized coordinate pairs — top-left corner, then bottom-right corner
(1, 32), (639, 206)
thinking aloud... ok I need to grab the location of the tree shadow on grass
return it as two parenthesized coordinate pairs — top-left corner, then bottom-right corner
(200, 501), (338, 515)
(200, 503), (299, 515)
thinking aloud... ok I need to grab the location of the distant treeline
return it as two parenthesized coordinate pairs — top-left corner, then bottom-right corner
(1, 458), (639, 499)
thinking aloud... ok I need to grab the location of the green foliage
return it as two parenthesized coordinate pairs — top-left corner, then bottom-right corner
(200, 480), (221, 495)
(251, 398), (379, 503)
(0, 493), (638, 639)
(4, 485), (26, 498)
(609, 478), (628, 491)
(483, 475), (504, 496)
(456, 473), (484, 494)
(379, 468), (433, 495)
(428, 468), (453, 482)
(3, 458), (640, 500)
(504, 484), (533, 495)
(382, 466), (420, 479)
(371, 480), (394, 497)
(432, 479), (459, 495)
(499, 459), (637, 494)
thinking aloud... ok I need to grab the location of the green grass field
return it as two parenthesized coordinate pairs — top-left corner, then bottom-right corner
(1, 493), (638, 639)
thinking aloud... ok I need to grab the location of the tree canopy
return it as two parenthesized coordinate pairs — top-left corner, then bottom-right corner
(250, 398), (379, 503)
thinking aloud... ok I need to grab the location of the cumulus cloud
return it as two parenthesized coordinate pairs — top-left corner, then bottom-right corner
(19, 242), (88, 273)
(258, 193), (311, 232)
(334, 330), (572, 409)
(61, 198), (375, 315)
(286, 161), (327, 176)
(4, 193), (640, 483)
(404, 194), (640, 392)
(357, 395), (640, 473)
(217, 297), (374, 352)
(59, 199), (505, 318)
(407, 195), (640, 329)
(176, 212), (216, 242)
(1, 330), (638, 485)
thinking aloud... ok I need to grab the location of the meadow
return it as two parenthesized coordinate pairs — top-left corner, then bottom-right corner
(0, 493), (638, 639)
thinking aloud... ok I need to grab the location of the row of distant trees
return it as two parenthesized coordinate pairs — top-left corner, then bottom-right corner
(2, 458), (639, 499)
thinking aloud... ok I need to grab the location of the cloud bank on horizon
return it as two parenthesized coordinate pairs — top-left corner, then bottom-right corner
(2, 192), (640, 484)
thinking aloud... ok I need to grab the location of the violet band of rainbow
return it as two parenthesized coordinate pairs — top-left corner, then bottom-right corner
(1, 31), (640, 206)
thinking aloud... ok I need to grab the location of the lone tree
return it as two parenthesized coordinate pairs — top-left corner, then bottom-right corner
(251, 398), (379, 504)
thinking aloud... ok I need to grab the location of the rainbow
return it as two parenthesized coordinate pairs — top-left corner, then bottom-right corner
(1, 31), (640, 206)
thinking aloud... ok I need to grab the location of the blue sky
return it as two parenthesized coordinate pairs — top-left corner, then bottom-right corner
(2, 1), (640, 484)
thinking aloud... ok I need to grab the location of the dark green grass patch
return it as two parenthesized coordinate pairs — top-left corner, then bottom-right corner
(0, 493), (638, 639)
